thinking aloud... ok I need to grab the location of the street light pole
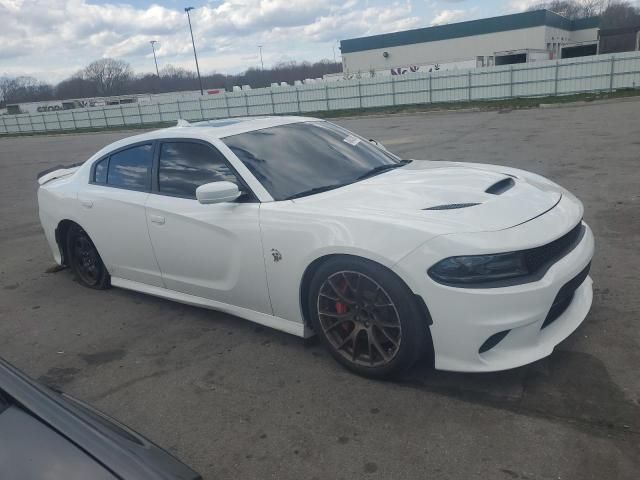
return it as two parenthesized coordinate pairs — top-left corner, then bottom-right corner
(258, 45), (264, 70)
(184, 6), (204, 95)
(150, 40), (160, 77)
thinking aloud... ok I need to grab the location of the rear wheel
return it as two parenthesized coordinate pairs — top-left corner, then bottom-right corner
(66, 224), (110, 289)
(308, 257), (430, 378)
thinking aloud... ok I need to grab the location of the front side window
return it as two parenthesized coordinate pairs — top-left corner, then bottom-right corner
(222, 121), (400, 200)
(158, 142), (239, 198)
(106, 144), (153, 190)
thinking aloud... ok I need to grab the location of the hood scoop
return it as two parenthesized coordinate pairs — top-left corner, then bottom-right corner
(424, 203), (480, 211)
(485, 177), (515, 195)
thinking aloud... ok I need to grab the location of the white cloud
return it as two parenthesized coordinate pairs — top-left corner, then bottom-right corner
(505, 0), (539, 13)
(0, 0), (421, 82)
(430, 9), (470, 25)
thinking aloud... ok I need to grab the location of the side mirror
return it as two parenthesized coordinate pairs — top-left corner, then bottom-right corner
(195, 181), (241, 204)
(368, 138), (388, 151)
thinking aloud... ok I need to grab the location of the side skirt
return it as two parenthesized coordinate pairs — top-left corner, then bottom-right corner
(111, 277), (309, 338)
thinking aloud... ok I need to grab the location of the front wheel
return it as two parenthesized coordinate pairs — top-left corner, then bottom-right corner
(308, 257), (431, 378)
(66, 224), (110, 289)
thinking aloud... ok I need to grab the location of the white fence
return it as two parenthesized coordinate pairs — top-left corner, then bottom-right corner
(2, 51), (639, 135)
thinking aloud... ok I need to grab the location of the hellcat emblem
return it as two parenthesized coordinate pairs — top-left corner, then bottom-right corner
(271, 249), (282, 262)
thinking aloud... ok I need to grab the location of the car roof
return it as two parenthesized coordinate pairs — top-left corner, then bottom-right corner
(85, 116), (323, 164)
(115, 115), (319, 147)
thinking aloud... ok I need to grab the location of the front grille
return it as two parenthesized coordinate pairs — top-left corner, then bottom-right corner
(541, 262), (591, 329)
(524, 222), (584, 275)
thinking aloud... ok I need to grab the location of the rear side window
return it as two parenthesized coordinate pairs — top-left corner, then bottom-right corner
(101, 144), (153, 190)
(158, 142), (239, 198)
(94, 158), (108, 183)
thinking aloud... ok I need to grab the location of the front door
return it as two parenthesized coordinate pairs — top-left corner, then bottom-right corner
(145, 140), (272, 315)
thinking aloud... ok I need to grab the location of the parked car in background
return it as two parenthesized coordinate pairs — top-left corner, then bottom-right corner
(36, 116), (594, 378)
(0, 357), (200, 480)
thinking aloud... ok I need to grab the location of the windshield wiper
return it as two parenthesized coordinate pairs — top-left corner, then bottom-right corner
(354, 160), (412, 181)
(285, 183), (349, 200)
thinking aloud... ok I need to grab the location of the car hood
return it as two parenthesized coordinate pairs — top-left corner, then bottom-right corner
(292, 161), (562, 234)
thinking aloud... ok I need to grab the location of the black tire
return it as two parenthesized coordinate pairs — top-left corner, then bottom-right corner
(66, 224), (110, 290)
(308, 256), (431, 379)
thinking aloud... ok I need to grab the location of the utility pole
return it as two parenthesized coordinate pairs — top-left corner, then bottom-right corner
(258, 45), (264, 70)
(184, 6), (204, 95)
(150, 40), (160, 77)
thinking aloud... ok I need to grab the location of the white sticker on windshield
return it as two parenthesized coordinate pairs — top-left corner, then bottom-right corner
(343, 135), (361, 146)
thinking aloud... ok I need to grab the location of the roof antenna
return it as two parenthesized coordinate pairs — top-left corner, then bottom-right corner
(176, 119), (191, 127)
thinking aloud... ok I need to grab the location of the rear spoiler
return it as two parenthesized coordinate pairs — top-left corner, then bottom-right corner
(37, 163), (82, 185)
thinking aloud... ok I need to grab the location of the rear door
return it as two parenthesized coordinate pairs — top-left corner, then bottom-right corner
(144, 139), (272, 315)
(76, 142), (163, 287)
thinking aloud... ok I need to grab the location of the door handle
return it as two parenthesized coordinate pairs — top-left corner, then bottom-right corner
(149, 214), (165, 225)
(79, 199), (93, 209)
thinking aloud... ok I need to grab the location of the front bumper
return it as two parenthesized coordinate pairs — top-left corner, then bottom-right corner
(394, 217), (595, 372)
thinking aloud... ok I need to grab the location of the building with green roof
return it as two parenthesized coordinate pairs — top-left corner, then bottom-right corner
(339, 10), (600, 75)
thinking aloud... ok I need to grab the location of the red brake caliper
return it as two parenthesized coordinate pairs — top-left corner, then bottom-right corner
(335, 279), (351, 332)
(335, 278), (349, 313)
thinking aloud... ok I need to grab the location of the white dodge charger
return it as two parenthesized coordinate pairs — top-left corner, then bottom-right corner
(37, 116), (594, 377)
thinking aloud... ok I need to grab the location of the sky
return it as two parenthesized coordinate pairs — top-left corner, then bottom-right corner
(0, 0), (622, 83)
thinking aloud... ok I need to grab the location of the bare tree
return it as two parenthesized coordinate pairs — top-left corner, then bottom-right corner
(0, 76), (53, 106)
(4, 59), (343, 105)
(601, 0), (640, 27)
(529, 0), (604, 18)
(83, 58), (132, 96)
(55, 71), (99, 100)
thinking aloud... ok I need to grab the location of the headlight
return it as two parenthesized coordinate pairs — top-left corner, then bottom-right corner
(428, 252), (529, 286)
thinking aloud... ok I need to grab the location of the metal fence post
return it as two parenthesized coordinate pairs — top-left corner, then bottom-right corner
(55, 110), (61, 131)
(119, 105), (124, 126)
(270, 88), (276, 114)
(0, 115), (6, 135)
(198, 98), (204, 121)
(138, 102), (143, 123)
(244, 92), (249, 115)
(554, 61), (560, 96)
(429, 74), (433, 103)
(71, 111), (77, 130)
(357, 80), (362, 109)
(223, 94), (230, 118)
(102, 108), (108, 127)
(468, 71), (472, 101)
(295, 87), (301, 113)
(509, 66), (514, 98)
(325, 84), (330, 111)
(391, 76), (396, 106)
(609, 56), (616, 92)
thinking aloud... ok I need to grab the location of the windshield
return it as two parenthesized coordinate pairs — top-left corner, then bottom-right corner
(222, 121), (401, 200)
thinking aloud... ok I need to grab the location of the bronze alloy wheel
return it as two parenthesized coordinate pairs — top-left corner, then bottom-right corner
(316, 271), (402, 367)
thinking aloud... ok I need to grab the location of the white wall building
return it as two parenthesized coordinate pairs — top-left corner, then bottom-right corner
(340, 10), (600, 76)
